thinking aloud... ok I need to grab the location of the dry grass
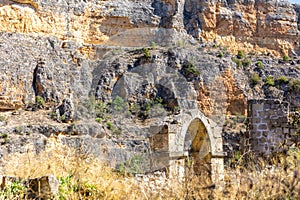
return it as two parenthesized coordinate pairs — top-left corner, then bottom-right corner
(0, 137), (299, 199)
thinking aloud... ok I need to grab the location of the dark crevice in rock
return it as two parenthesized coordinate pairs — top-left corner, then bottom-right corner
(183, 0), (202, 39)
(294, 4), (300, 31)
(151, 0), (177, 28)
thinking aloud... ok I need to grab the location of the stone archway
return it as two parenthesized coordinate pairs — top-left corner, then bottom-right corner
(185, 118), (212, 178)
(167, 109), (224, 185)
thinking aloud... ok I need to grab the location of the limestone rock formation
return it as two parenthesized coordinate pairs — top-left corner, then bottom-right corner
(0, 0), (299, 178)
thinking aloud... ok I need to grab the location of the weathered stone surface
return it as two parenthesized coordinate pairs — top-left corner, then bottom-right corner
(56, 98), (74, 123)
(247, 99), (297, 155)
(183, 0), (300, 56)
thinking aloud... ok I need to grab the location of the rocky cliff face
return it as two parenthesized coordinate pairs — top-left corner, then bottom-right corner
(0, 0), (299, 168)
(184, 0), (300, 56)
(0, 0), (298, 55)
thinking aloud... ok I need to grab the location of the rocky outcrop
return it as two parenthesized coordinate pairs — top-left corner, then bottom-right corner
(183, 0), (299, 56)
(0, 0), (299, 175)
(0, 0), (298, 56)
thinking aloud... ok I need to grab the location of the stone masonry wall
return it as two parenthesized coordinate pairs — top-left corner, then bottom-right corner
(247, 99), (291, 155)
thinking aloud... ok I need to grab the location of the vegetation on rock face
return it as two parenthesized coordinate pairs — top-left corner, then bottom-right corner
(35, 95), (45, 108)
(111, 96), (128, 114)
(256, 61), (264, 69)
(143, 48), (151, 60)
(265, 76), (275, 86)
(217, 51), (223, 58)
(277, 76), (289, 84)
(289, 79), (300, 91)
(250, 73), (261, 86)
(0, 180), (25, 199)
(237, 50), (244, 59)
(181, 61), (200, 80)
(232, 57), (243, 68)
(283, 55), (290, 62)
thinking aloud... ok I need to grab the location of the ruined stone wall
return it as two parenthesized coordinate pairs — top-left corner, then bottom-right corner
(247, 99), (298, 155)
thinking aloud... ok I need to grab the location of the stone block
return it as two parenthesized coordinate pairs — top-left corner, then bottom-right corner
(25, 176), (60, 199)
(149, 134), (169, 152)
(257, 123), (268, 130)
(264, 103), (271, 109)
(253, 118), (262, 123)
(275, 128), (283, 134)
(251, 103), (263, 112)
(258, 137), (267, 143)
(262, 131), (268, 137)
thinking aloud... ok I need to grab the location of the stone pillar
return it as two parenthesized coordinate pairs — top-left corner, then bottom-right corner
(247, 99), (289, 155)
(211, 156), (224, 188)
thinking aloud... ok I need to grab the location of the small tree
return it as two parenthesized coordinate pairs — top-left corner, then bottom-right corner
(111, 96), (128, 113)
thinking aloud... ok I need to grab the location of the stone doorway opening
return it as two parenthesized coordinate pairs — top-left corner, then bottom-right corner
(185, 118), (212, 179)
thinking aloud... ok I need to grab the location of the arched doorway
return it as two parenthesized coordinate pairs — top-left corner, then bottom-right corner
(184, 118), (212, 179)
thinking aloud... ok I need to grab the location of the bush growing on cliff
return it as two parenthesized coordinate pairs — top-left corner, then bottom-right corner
(0, 180), (25, 199)
(256, 61), (264, 70)
(242, 58), (251, 68)
(95, 101), (107, 117)
(250, 73), (261, 86)
(232, 57), (242, 69)
(217, 51), (223, 58)
(111, 96), (128, 114)
(289, 79), (300, 91)
(276, 76), (289, 84)
(265, 76), (275, 86)
(35, 96), (45, 108)
(181, 61), (200, 80)
(283, 55), (290, 62)
(237, 50), (245, 59)
(143, 48), (151, 60)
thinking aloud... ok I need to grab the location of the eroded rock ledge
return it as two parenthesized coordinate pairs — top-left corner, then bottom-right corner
(0, 0), (298, 56)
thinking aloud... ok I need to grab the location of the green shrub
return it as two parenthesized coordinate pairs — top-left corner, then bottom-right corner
(250, 73), (261, 86)
(232, 57), (242, 69)
(277, 76), (289, 84)
(106, 122), (113, 130)
(59, 175), (79, 199)
(60, 115), (66, 122)
(182, 61), (200, 77)
(150, 42), (156, 48)
(217, 51), (223, 58)
(95, 101), (107, 117)
(111, 96), (128, 113)
(35, 95), (45, 108)
(256, 61), (264, 70)
(242, 59), (251, 67)
(96, 118), (102, 123)
(0, 180), (25, 199)
(0, 133), (8, 139)
(265, 76), (275, 86)
(237, 50), (244, 59)
(143, 48), (151, 60)
(283, 55), (290, 62)
(289, 79), (300, 91)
